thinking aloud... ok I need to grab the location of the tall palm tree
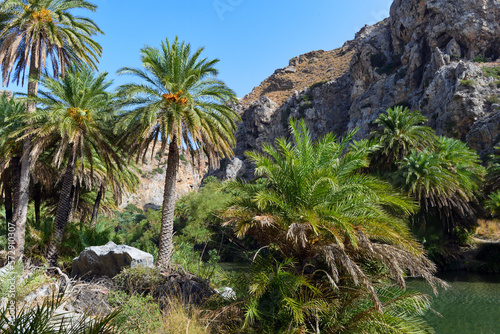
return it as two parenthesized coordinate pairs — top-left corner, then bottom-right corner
(0, 0), (103, 260)
(24, 66), (121, 266)
(223, 119), (444, 307)
(371, 106), (436, 172)
(0, 92), (25, 223)
(117, 37), (240, 270)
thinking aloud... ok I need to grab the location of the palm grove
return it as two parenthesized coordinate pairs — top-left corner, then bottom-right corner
(1, 0), (500, 333)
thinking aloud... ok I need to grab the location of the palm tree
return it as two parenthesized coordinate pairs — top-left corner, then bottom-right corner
(486, 144), (500, 193)
(485, 190), (500, 217)
(0, 0), (103, 261)
(116, 37), (240, 270)
(371, 106), (436, 172)
(0, 92), (24, 223)
(0, 93), (26, 227)
(223, 119), (444, 307)
(24, 66), (121, 266)
(393, 136), (485, 236)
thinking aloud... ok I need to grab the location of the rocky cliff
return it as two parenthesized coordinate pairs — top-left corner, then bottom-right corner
(218, 0), (500, 179)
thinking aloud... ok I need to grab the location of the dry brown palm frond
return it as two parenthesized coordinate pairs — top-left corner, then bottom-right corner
(287, 222), (314, 248)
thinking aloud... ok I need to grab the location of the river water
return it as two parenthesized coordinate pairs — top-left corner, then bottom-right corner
(408, 271), (500, 334)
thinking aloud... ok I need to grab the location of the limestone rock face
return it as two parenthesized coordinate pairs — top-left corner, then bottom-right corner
(390, 0), (500, 59)
(346, 0), (500, 156)
(216, 0), (500, 180)
(71, 241), (154, 278)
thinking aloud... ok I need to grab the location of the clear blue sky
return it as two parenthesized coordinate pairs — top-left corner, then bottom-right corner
(9, 0), (394, 98)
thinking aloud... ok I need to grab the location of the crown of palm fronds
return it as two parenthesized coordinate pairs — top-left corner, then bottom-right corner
(371, 106), (437, 171)
(0, 0), (102, 86)
(115, 36), (240, 167)
(21, 66), (122, 175)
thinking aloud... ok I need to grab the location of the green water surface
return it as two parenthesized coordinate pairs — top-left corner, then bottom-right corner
(409, 272), (500, 334)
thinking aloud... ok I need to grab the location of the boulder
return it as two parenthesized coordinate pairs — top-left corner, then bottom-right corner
(71, 242), (154, 278)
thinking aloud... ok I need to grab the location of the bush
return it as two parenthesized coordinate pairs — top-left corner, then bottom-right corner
(1, 292), (119, 333)
(300, 94), (311, 102)
(108, 291), (207, 334)
(152, 167), (164, 175)
(460, 79), (475, 88)
(298, 101), (313, 116)
(485, 190), (500, 217)
(103, 205), (160, 261)
(473, 54), (487, 63)
(487, 94), (500, 104)
(483, 66), (500, 80)
(108, 291), (163, 334)
(0, 263), (55, 303)
(489, 80), (500, 88)
(113, 266), (164, 296)
(309, 80), (327, 90)
(171, 243), (223, 286)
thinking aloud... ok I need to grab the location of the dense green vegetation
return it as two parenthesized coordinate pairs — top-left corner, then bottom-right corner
(0, 1), (499, 333)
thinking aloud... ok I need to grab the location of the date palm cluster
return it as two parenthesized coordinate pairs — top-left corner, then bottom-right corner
(0, 0), (239, 270)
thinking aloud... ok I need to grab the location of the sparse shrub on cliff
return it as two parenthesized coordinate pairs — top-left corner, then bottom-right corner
(473, 54), (487, 63)
(460, 79), (475, 88)
(487, 94), (500, 104)
(483, 66), (500, 80)
(309, 80), (328, 90)
(298, 101), (313, 116)
(489, 80), (500, 88)
(152, 167), (164, 175)
(300, 94), (311, 102)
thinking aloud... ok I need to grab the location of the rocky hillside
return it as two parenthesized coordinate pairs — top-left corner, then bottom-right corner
(240, 49), (354, 108)
(217, 0), (500, 179)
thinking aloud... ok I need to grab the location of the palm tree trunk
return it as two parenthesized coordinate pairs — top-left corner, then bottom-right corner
(70, 183), (80, 223)
(90, 184), (104, 228)
(46, 147), (76, 267)
(34, 182), (41, 226)
(4, 173), (13, 224)
(12, 52), (39, 261)
(156, 137), (180, 270)
(11, 156), (20, 214)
